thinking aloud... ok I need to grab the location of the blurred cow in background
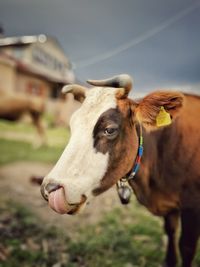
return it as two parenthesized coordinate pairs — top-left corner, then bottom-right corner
(0, 90), (46, 146)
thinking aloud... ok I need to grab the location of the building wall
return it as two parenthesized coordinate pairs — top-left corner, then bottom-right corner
(16, 71), (52, 98)
(0, 57), (16, 92)
(25, 39), (73, 83)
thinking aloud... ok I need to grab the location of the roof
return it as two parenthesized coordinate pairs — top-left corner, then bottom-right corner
(0, 34), (48, 47)
(0, 35), (75, 84)
(0, 50), (75, 84)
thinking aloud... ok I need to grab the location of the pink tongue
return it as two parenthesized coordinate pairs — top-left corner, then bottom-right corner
(48, 187), (69, 214)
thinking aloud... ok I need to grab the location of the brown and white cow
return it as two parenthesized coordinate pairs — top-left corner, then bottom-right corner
(41, 74), (200, 267)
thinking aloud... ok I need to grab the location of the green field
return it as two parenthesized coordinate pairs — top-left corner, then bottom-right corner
(0, 199), (164, 267)
(0, 120), (200, 267)
(0, 120), (69, 165)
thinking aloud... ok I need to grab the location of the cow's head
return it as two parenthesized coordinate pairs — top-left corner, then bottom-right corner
(41, 74), (184, 215)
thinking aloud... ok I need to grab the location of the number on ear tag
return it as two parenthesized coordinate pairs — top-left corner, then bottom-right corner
(156, 106), (172, 127)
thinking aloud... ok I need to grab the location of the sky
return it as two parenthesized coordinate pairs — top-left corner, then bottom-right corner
(0, 0), (200, 93)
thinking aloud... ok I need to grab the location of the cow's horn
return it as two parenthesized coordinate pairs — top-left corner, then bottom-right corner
(87, 74), (133, 97)
(62, 84), (86, 103)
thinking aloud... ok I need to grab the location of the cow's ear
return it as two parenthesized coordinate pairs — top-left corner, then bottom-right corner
(134, 91), (184, 130)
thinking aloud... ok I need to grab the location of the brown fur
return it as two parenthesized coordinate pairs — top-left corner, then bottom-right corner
(129, 93), (200, 267)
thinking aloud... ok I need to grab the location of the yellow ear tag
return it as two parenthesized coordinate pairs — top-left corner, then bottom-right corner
(156, 106), (172, 127)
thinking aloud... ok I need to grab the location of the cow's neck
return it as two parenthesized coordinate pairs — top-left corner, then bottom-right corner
(128, 123), (181, 215)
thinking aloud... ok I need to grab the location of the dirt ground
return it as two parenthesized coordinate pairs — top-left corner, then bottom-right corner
(0, 161), (123, 234)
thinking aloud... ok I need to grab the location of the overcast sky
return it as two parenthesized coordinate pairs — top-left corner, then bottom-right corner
(0, 0), (200, 92)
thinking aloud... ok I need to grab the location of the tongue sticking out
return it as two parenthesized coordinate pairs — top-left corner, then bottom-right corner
(48, 187), (70, 214)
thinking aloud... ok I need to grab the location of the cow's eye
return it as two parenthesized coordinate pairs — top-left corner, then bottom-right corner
(104, 126), (118, 137)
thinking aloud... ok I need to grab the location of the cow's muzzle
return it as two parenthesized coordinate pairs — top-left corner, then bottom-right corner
(41, 182), (87, 215)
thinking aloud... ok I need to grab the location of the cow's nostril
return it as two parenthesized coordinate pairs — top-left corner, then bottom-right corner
(40, 183), (48, 201)
(45, 183), (62, 194)
(41, 182), (62, 201)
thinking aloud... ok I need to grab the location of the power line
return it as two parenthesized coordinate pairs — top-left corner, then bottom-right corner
(73, 1), (200, 70)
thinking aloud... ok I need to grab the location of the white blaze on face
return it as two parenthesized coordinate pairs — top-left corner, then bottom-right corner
(44, 87), (119, 204)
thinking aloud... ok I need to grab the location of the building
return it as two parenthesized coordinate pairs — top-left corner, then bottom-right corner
(0, 34), (75, 98)
(0, 35), (79, 125)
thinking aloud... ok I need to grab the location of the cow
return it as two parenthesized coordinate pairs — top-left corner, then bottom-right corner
(41, 74), (200, 267)
(0, 90), (46, 145)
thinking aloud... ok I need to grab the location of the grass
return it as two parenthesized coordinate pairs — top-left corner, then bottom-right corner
(67, 207), (164, 267)
(0, 119), (70, 146)
(0, 119), (69, 165)
(0, 120), (34, 133)
(0, 199), (70, 267)
(2, 199), (200, 267)
(0, 199), (164, 267)
(0, 138), (65, 165)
